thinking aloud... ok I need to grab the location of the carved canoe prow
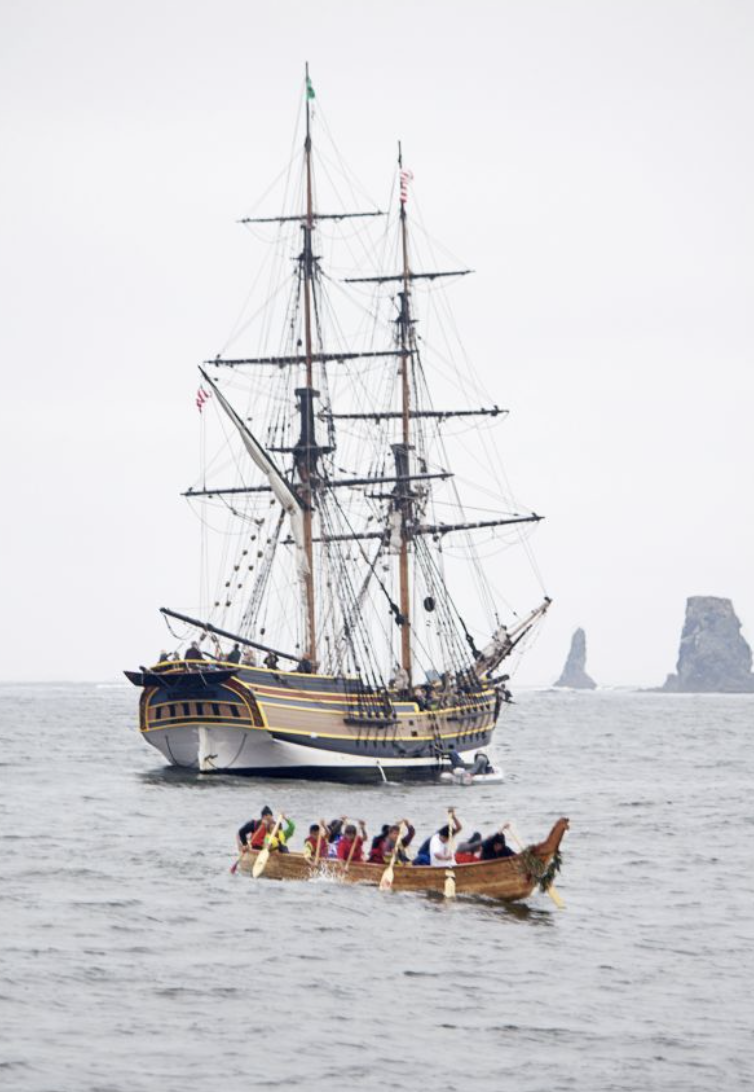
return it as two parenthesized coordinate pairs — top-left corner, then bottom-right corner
(530, 817), (570, 862)
(237, 817), (570, 904)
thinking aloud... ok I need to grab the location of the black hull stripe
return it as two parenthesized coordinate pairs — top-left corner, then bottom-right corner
(267, 730), (494, 759)
(199, 764), (448, 784)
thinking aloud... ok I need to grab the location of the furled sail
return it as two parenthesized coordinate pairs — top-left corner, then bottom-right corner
(198, 368), (309, 577)
(474, 598), (552, 677)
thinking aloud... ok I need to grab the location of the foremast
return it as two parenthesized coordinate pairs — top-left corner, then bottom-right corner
(395, 142), (413, 686)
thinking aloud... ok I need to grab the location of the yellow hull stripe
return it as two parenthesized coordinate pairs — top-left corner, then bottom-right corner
(145, 696), (494, 721)
(142, 721), (491, 743)
(153, 661), (494, 706)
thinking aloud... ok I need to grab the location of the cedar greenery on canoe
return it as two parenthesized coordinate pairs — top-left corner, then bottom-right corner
(236, 818), (569, 903)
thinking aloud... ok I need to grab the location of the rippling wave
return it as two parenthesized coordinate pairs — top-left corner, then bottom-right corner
(1, 684), (752, 1091)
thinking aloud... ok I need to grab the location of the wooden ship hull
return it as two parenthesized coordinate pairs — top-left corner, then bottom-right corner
(237, 818), (569, 902)
(126, 659), (499, 781)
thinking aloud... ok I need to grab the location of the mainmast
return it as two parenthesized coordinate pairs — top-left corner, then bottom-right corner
(298, 62), (317, 665)
(394, 142), (413, 685)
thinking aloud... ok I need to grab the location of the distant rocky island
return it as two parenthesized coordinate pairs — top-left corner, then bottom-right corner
(555, 628), (596, 689)
(662, 596), (754, 693)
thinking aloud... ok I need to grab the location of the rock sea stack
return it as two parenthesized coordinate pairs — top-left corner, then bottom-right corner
(555, 628), (596, 689)
(662, 596), (754, 693)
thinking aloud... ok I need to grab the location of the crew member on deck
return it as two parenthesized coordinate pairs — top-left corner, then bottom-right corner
(236, 805), (273, 852)
(390, 666), (409, 694)
(227, 643), (242, 664)
(186, 641), (204, 661)
(263, 651), (279, 669)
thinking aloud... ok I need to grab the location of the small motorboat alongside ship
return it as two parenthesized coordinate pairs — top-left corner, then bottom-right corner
(439, 764), (504, 786)
(236, 817), (569, 904)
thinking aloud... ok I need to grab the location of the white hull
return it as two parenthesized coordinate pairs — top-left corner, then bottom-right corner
(143, 721), (482, 781)
(439, 766), (504, 786)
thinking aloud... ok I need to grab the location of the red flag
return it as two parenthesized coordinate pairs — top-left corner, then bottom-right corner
(399, 169), (414, 204)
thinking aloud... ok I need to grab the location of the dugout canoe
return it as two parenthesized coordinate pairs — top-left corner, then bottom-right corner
(236, 817), (569, 902)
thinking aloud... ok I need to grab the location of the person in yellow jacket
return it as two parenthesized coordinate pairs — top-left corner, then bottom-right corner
(302, 822), (329, 860)
(250, 812), (295, 853)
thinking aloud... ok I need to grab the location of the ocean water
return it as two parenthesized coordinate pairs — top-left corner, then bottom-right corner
(1, 684), (752, 1092)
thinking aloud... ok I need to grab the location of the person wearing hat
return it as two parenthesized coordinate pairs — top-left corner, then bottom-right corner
(236, 805), (273, 852)
(249, 812), (295, 853)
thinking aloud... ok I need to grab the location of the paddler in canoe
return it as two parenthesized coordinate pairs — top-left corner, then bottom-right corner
(233, 809), (569, 905)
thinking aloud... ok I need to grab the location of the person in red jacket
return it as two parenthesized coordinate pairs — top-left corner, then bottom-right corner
(249, 813), (295, 853)
(336, 820), (367, 863)
(368, 820), (415, 864)
(303, 822), (329, 860)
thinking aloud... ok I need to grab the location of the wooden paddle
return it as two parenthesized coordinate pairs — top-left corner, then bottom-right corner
(231, 831), (255, 874)
(503, 822), (565, 909)
(343, 820), (366, 873)
(444, 809), (457, 899)
(313, 820), (327, 867)
(252, 814), (284, 879)
(379, 821), (407, 891)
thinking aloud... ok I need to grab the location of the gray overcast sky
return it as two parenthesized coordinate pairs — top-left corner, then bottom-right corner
(2, 0), (753, 685)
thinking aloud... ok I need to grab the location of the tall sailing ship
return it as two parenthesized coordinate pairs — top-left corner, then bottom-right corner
(126, 69), (551, 781)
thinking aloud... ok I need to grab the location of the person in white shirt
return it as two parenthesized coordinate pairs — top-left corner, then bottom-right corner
(428, 809), (462, 867)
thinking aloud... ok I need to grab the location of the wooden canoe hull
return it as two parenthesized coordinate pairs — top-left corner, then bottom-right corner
(237, 818), (569, 902)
